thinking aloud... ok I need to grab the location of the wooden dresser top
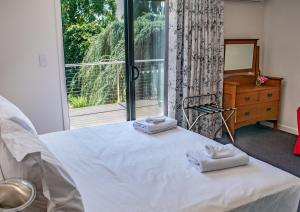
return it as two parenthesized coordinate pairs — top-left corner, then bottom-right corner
(237, 84), (279, 93)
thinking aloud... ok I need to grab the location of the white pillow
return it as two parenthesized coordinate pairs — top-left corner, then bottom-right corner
(0, 119), (84, 212)
(0, 96), (37, 135)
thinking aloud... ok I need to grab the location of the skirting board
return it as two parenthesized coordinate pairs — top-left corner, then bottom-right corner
(260, 121), (298, 135)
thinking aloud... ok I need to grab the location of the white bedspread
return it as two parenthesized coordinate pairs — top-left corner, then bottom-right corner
(39, 122), (300, 212)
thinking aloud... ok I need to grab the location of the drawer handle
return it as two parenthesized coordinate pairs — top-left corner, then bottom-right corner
(244, 112), (251, 116)
(267, 93), (273, 97)
(266, 107), (272, 112)
(244, 97), (251, 101)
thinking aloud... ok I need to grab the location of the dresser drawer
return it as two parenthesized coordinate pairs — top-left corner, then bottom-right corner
(258, 102), (279, 120)
(236, 92), (259, 106)
(236, 105), (257, 122)
(260, 89), (280, 103)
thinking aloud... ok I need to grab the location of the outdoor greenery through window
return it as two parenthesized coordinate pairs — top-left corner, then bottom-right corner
(61, 0), (165, 128)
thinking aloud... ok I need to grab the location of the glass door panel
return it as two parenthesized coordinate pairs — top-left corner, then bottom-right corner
(61, 0), (127, 128)
(62, 0), (166, 127)
(133, 0), (166, 120)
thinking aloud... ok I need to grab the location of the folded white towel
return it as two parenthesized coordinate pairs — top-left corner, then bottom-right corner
(204, 144), (235, 159)
(145, 116), (166, 124)
(186, 145), (249, 173)
(133, 117), (177, 134)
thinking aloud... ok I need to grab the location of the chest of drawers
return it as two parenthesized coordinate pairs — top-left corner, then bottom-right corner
(223, 75), (283, 136)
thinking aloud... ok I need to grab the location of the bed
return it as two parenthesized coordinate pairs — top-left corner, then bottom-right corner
(39, 122), (300, 212)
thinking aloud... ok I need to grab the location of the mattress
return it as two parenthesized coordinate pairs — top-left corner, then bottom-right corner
(39, 122), (300, 212)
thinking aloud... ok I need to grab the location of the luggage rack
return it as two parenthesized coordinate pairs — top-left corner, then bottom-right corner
(182, 94), (236, 143)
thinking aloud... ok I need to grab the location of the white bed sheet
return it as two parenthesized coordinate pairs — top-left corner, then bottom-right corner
(39, 122), (300, 212)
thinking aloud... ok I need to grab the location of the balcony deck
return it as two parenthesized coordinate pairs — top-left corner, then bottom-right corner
(69, 100), (163, 129)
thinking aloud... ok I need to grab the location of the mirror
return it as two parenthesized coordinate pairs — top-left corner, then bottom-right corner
(224, 39), (259, 74)
(225, 44), (254, 70)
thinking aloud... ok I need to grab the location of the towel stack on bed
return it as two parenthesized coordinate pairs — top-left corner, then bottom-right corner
(187, 144), (249, 172)
(133, 116), (177, 134)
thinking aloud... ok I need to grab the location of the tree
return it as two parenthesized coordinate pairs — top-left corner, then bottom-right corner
(61, 0), (116, 64)
(62, 1), (166, 108)
(61, 0), (117, 100)
(63, 21), (103, 64)
(133, 1), (165, 18)
(72, 13), (165, 105)
(61, 0), (116, 29)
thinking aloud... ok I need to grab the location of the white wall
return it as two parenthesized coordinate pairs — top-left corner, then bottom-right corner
(0, 0), (67, 134)
(225, 0), (300, 134)
(224, 0), (265, 68)
(263, 0), (300, 134)
(224, 1), (265, 40)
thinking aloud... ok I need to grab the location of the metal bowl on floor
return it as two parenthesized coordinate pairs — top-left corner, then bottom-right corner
(0, 179), (36, 211)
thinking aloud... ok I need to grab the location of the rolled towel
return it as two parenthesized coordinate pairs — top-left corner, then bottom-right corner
(133, 117), (177, 134)
(204, 144), (235, 159)
(145, 116), (166, 124)
(186, 146), (249, 173)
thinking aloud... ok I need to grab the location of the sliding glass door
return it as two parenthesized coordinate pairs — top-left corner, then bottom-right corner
(124, 0), (166, 120)
(61, 0), (128, 129)
(61, 0), (166, 128)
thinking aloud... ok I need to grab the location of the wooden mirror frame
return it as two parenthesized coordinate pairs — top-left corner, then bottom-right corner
(224, 39), (259, 75)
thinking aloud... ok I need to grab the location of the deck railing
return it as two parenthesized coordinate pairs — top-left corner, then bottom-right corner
(65, 59), (164, 108)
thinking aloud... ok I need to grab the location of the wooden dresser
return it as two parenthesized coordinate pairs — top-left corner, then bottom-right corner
(224, 75), (283, 136)
(223, 39), (283, 137)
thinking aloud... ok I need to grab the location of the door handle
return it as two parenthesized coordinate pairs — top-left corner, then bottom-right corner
(132, 66), (140, 81)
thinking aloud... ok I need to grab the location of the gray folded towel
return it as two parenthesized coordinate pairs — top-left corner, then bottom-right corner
(186, 145), (249, 173)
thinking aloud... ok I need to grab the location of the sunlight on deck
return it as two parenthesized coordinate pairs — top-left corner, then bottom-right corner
(69, 100), (163, 129)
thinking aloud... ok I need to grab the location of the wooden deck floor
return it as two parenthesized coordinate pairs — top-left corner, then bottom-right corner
(69, 100), (163, 129)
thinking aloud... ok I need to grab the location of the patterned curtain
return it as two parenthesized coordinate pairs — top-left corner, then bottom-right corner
(168, 0), (224, 138)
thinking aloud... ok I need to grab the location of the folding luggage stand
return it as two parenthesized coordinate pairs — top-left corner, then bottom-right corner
(182, 94), (236, 143)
